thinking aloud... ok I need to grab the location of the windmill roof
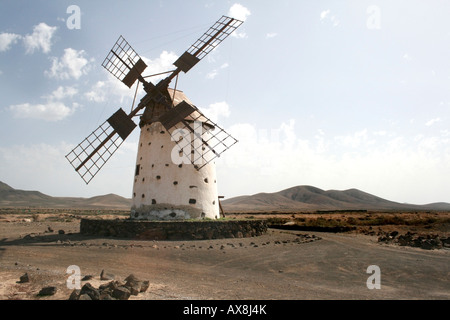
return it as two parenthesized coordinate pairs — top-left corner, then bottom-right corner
(167, 88), (215, 127)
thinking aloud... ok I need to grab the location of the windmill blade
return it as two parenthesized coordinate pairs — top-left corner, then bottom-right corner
(173, 15), (243, 74)
(66, 108), (137, 184)
(161, 101), (238, 170)
(102, 35), (147, 88)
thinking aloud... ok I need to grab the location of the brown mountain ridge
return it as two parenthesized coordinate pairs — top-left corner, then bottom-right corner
(0, 181), (131, 209)
(1, 181), (449, 212)
(221, 185), (450, 212)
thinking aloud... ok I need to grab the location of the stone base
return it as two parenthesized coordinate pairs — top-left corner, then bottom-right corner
(80, 219), (267, 241)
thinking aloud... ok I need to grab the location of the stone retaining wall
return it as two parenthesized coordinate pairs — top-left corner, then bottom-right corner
(80, 219), (267, 240)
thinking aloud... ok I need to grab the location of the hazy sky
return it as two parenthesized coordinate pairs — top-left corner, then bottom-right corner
(1, 0), (449, 205)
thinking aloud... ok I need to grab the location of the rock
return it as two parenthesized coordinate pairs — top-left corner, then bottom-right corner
(128, 284), (140, 295)
(68, 289), (80, 300)
(47, 226), (54, 233)
(38, 286), (57, 296)
(124, 274), (145, 295)
(58, 230), (65, 234)
(19, 273), (30, 283)
(112, 286), (131, 300)
(389, 231), (399, 238)
(78, 293), (92, 300)
(81, 275), (93, 281)
(100, 269), (115, 280)
(140, 280), (150, 293)
(100, 292), (115, 300)
(421, 240), (434, 250)
(23, 234), (34, 240)
(80, 283), (100, 300)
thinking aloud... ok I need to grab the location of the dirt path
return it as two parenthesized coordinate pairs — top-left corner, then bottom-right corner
(0, 219), (449, 300)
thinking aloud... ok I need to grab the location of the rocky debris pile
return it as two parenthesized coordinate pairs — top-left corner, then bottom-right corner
(378, 231), (450, 250)
(69, 274), (149, 300)
(18, 273), (30, 283)
(38, 286), (57, 296)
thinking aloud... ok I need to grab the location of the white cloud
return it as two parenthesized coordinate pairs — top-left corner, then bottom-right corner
(0, 32), (22, 52)
(205, 62), (229, 80)
(142, 50), (179, 84)
(85, 81), (107, 103)
(0, 141), (136, 198)
(46, 48), (92, 80)
(206, 70), (218, 80)
(9, 85), (79, 121)
(201, 101), (231, 122)
(334, 129), (372, 149)
(217, 121), (450, 204)
(228, 3), (251, 21)
(403, 53), (413, 62)
(85, 71), (141, 105)
(23, 23), (57, 54)
(320, 10), (330, 20)
(228, 3), (251, 38)
(425, 118), (441, 126)
(320, 9), (340, 27)
(9, 102), (75, 121)
(44, 86), (78, 101)
(266, 32), (278, 39)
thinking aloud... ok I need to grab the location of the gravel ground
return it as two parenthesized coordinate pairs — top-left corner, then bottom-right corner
(0, 216), (449, 300)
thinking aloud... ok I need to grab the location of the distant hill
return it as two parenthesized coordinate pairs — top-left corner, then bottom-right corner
(1, 181), (449, 212)
(222, 185), (450, 212)
(0, 181), (131, 209)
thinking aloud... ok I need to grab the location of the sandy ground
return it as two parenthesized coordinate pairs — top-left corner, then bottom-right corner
(0, 215), (449, 300)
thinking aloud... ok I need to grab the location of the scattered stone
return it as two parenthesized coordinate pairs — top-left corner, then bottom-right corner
(19, 273), (29, 283)
(112, 286), (131, 300)
(68, 289), (80, 300)
(78, 293), (92, 300)
(140, 280), (150, 293)
(80, 283), (100, 300)
(69, 274), (149, 300)
(38, 286), (57, 296)
(100, 269), (115, 280)
(378, 231), (447, 250)
(100, 292), (115, 300)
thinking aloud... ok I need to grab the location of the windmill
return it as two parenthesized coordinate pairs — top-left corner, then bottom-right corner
(66, 16), (243, 220)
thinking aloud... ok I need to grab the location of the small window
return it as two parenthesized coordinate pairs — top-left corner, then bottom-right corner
(135, 164), (140, 176)
(189, 199), (196, 204)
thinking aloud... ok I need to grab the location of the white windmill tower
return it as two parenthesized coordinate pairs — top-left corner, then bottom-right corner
(66, 16), (243, 221)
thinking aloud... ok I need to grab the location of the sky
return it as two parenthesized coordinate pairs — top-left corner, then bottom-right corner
(0, 0), (449, 205)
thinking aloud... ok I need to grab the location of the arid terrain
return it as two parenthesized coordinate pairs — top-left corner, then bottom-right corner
(1, 182), (449, 300)
(0, 208), (449, 300)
